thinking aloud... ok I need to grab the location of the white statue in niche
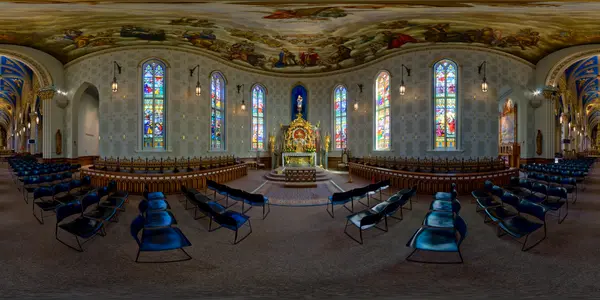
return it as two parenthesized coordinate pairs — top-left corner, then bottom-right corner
(296, 95), (303, 113)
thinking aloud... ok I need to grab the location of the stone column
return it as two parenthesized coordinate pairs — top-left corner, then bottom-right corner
(560, 114), (569, 153)
(37, 87), (55, 160)
(29, 112), (37, 154)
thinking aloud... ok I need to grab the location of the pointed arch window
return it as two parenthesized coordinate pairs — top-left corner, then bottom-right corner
(333, 85), (347, 149)
(210, 72), (226, 151)
(375, 71), (391, 150)
(251, 84), (265, 151)
(433, 59), (458, 150)
(142, 60), (166, 150)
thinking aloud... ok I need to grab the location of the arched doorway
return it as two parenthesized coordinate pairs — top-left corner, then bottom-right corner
(76, 85), (99, 158)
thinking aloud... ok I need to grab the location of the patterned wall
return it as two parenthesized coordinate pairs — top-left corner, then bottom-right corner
(64, 46), (534, 159)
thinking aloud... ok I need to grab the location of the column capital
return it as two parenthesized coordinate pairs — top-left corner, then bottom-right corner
(37, 86), (56, 101)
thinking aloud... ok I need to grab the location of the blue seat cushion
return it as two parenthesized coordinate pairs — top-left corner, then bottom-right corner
(101, 197), (125, 208)
(55, 194), (77, 203)
(542, 200), (564, 211)
(146, 192), (165, 200)
(139, 227), (191, 251)
(59, 217), (103, 238)
(370, 202), (388, 214)
(524, 194), (545, 203)
(430, 200), (453, 212)
(144, 211), (177, 228)
(35, 200), (62, 211)
(84, 207), (116, 221)
(484, 206), (517, 222)
(408, 227), (458, 252)
(498, 216), (543, 238)
(347, 210), (377, 229)
(423, 211), (454, 228)
(476, 197), (500, 209)
(434, 192), (453, 200)
(221, 211), (249, 230)
(148, 199), (170, 211)
(208, 201), (226, 214)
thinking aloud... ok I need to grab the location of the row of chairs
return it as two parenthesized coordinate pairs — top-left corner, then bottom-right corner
(56, 186), (127, 252)
(343, 186), (416, 244)
(205, 180), (270, 220)
(525, 173), (578, 203)
(504, 177), (569, 224)
(130, 189), (193, 262)
(327, 180), (392, 218)
(21, 172), (76, 202)
(182, 186), (253, 245)
(405, 184), (468, 264)
(472, 180), (552, 251)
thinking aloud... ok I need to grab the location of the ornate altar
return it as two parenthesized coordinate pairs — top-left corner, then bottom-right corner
(282, 112), (318, 167)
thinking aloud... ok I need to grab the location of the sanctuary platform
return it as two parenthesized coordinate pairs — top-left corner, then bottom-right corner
(265, 166), (331, 183)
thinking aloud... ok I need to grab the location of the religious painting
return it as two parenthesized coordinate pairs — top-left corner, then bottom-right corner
(291, 84), (307, 121)
(2, 2), (600, 73)
(500, 98), (516, 144)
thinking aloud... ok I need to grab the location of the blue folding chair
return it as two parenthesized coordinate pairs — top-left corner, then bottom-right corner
(130, 215), (192, 263)
(406, 215), (467, 264)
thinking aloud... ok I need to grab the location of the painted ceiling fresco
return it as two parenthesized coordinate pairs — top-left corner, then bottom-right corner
(0, 1), (600, 73)
(566, 56), (600, 127)
(0, 56), (31, 128)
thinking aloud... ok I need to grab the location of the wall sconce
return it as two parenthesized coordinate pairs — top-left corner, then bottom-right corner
(478, 61), (488, 93)
(112, 61), (122, 93)
(35, 116), (39, 125)
(355, 84), (363, 111)
(27, 122), (30, 129)
(189, 65), (202, 96)
(237, 84), (246, 111)
(533, 90), (541, 96)
(399, 64), (411, 96)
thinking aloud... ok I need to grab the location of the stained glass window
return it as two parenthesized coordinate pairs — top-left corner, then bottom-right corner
(434, 59), (457, 150)
(334, 85), (347, 149)
(142, 60), (166, 150)
(211, 72), (225, 151)
(251, 84), (265, 151)
(375, 71), (391, 150)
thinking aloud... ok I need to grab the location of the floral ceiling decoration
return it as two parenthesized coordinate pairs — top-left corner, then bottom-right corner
(0, 1), (600, 73)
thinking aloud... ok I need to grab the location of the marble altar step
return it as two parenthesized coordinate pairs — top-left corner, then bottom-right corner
(265, 167), (331, 182)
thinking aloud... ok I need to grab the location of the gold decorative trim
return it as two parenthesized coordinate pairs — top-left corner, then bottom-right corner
(0, 48), (53, 87)
(37, 86), (56, 100)
(64, 44), (534, 78)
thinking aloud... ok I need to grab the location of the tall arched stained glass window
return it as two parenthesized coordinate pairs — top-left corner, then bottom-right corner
(251, 84), (265, 151)
(334, 85), (347, 149)
(433, 59), (458, 150)
(375, 71), (391, 150)
(210, 72), (225, 151)
(142, 60), (166, 150)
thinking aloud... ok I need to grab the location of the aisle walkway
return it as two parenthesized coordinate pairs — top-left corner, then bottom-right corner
(1, 165), (600, 299)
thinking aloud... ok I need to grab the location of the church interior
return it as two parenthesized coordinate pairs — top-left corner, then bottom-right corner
(2, 0), (600, 298)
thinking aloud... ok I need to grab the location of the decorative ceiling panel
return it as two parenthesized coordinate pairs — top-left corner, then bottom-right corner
(0, 1), (599, 73)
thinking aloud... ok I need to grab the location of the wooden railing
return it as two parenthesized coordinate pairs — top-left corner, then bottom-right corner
(353, 156), (507, 173)
(93, 155), (236, 173)
(81, 163), (248, 195)
(349, 162), (518, 195)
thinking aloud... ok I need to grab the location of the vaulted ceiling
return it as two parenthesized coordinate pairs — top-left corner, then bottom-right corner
(566, 56), (600, 128)
(0, 56), (31, 129)
(0, 1), (599, 73)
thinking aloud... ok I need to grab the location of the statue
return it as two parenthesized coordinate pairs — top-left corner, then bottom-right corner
(55, 129), (62, 155)
(269, 134), (275, 154)
(324, 133), (330, 153)
(536, 130), (542, 155)
(296, 95), (303, 114)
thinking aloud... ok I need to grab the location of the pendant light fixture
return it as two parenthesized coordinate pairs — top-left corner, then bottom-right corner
(189, 65), (202, 96)
(478, 61), (488, 93)
(355, 84), (363, 111)
(399, 64), (411, 96)
(111, 61), (122, 93)
(237, 84), (246, 111)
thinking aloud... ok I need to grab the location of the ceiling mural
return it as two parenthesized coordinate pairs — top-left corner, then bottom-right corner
(0, 1), (600, 73)
(565, 56), (600, 127)
(0, 56), (31, 128)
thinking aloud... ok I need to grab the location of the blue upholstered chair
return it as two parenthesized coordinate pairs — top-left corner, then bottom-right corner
(434, 183), (457, 200)
(524, 182), (548, 203)
(32, 186), (61, 224)
(83, 192), (118, 223)
(22, 176), (40, 204)
(497, 200), (547, 251)
(471, 181), (501, 212)
(406, 215), (467, 264)
(138, 199), (177, 228)
(327, 190), (354, 218)
(241, 193), (270, 220)
(130, 215), (192, 263)
(483, 192), (519, 224)
(544, 186), (568, 224)
(370, 193), (410, 222)
(559, 177), (577, 203)
(55, 201), (105, 252)
(344, 207), (387, 244)
(429, 193), (459, 212)
(208, 204), (252, 244)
